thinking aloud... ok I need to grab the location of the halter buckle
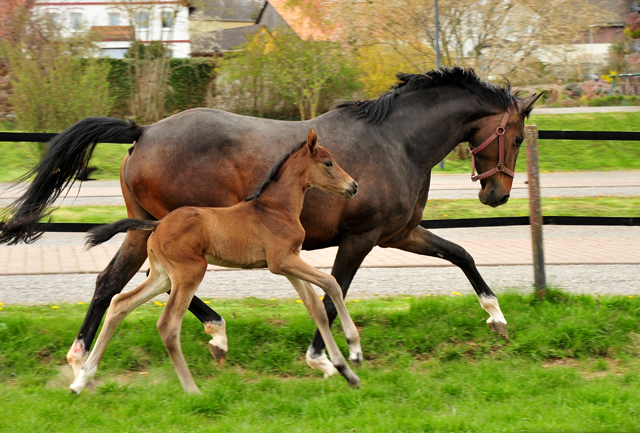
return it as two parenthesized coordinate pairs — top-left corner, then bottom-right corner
(496, 126), (505, 136)
(496, 162), (505, 171)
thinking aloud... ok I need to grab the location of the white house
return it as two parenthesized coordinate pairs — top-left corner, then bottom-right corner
(33, 0), (191, 58)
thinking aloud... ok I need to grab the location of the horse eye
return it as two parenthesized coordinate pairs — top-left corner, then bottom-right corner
(324, 161), (333, 168)
(515, 137), (524, 147)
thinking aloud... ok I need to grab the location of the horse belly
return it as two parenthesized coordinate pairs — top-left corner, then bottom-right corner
(205, 253), (268, 270)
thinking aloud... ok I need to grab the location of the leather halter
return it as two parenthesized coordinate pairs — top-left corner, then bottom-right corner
(470, 108), (514, 182)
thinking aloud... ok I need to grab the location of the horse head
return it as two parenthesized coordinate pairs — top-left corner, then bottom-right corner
(472, 92), (543, 207)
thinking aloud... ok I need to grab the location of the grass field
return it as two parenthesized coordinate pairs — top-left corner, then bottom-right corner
(1, 291), (640, 432)
(1, 112), (640, 182)
(16, 196), (636, 225)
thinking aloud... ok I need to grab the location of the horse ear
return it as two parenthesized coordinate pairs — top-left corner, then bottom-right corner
(519, 92), (544, 115)
(307, 128), (317, 152)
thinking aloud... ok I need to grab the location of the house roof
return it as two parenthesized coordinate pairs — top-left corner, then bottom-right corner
(191, 24), (263, 55)
(256, 0), (333, 41)
(89, 26), (134, 42)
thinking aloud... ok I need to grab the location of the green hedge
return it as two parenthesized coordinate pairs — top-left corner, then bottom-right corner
(586, 94), (640, 106)
(104, 58), (216, 118)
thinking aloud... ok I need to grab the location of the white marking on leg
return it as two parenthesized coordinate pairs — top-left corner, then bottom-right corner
(204, 319), (228, 360)
(66, 339), (88, 379)
(306, 347), (338, 378)
(69, 365), (97, 395)
(479, 294), (507, 326)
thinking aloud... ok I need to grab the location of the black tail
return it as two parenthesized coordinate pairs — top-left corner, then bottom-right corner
(0, 117), (143, 245)
(85, 219), (159, 248)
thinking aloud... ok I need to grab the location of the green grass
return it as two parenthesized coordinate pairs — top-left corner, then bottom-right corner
(22, 196), (637, 225)
(2, 112), (640, 182)
(1, 292), (640, 432)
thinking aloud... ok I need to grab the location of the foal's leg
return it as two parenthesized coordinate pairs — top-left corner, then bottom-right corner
(156, 259), (208, 394)
(287, 276), (360, 387)
(306, 232), (379, 375)
(70, 260), (171, 394)
(381, 225), (508, 338)
(272, 255), (362, 365)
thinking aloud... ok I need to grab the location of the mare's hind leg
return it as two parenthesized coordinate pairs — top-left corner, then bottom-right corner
(70, 255), (171, 394)
(381, 225), (508, 339)
(287, 276), (360, 387)
(157, 258), (208, 394)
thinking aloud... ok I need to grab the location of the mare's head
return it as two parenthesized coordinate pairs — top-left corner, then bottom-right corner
(470, 91), (543, 207)
(303, 129), (358, 199)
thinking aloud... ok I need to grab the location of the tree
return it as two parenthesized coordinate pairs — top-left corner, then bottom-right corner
(0, 5), (111, 142)
(216, 29), (361, 120)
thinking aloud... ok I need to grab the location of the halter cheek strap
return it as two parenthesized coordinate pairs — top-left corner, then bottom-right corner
(470, 108), (515, 182)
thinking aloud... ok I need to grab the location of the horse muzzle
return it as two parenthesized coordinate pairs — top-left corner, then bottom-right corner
(344, 181), (358, 199)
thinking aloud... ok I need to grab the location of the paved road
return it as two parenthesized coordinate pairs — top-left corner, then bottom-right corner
(2, 170), (639, 206)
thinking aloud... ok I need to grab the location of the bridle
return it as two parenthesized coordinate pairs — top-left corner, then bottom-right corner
(470, 108), (514, 182)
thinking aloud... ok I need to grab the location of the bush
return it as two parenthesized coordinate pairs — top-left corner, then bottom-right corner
(586, 95), (640, 106)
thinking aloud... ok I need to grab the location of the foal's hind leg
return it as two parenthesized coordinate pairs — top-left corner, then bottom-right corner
(287, 277), (360, 387)
(382, 225), (508, 339)
(70, 258), (171, 394)
(157, 259), (208, 394)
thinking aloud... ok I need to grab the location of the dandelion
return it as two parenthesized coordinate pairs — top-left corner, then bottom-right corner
(52, 306), (59, 309)
(0, 303), (3, 306)
(0, 307), (3, 310)
(519, 213), (524, 216)
(295, 300), (303, 304)
(629, 296), (634, 299)
(353, 300), (360, 303)
(452, 291), (462, 296)
(204, 300), (210, 304)
(270, 298), (275, 301)
(77, 302), (85, 305)
(425, 294), (431, 297)
(154, 301), (163, 306)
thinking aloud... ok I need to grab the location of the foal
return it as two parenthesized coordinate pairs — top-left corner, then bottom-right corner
(70, 129), (362, 394)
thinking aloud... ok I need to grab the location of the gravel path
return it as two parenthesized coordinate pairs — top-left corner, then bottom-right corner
(0, 264), (639, 305)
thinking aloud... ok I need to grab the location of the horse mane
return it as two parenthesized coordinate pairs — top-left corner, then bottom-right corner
(336, 66), (523, 125)
(245, 140), (308, 201)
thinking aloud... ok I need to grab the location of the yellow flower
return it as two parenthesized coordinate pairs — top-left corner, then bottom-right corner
(629, 296), (634, 299)
(154, 301), (163, 306)
(52, 306), (59, 309)
(204, 300), (210, 304)
(452, 291), (462, 296)
(425, 294), (431, 297)
(77, 302), (84, 305)
(295, 300), (303, 304)
(0, 303), (3, 306)
(0, 307), (3, 310)
(270, 298), (275, 301)
(353, 300), (360, 303)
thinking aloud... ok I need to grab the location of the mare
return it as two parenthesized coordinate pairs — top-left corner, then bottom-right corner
(70, 129), (361, 394)
(0, 67), (543, 378)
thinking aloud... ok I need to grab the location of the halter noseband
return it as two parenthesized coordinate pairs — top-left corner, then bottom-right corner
(470, 108), (514, 182)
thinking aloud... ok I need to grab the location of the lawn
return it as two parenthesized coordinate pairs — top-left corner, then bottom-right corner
(17, 196), (637, 225)
(1, 292), (639, 432)
(1, 112), (640, 182)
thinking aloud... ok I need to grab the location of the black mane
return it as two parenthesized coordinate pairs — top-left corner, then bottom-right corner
(336, 66), (521, 125)
(245, 140), (307, 201)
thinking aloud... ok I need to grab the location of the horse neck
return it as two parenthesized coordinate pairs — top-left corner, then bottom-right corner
(389, 88), (500, 169)
(258, 152), (310, 217)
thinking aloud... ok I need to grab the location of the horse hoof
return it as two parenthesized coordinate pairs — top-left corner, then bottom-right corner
(349, 352), (363, 366)
(487, 320), (509, 339)
(209, 343), (227, 366)
(306, 350), (338, 378)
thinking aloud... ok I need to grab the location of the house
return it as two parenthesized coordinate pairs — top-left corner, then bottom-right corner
(31, 0), (191, 58)
(190, 0), (332, 56)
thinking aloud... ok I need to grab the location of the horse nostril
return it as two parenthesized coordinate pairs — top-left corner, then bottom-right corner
(353, 181), (359, 191)
(499, 194), (510, 205)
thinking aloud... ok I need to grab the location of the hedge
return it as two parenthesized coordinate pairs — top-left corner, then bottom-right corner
(103, 58), (216, 119)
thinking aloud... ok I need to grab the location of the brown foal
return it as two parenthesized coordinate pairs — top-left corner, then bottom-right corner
(70, 129), (361, 394)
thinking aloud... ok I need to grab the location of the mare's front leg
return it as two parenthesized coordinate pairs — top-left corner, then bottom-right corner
(381, 225), (508, 339)
(306, 232), (379, 376)
(286, 276), (360, 387)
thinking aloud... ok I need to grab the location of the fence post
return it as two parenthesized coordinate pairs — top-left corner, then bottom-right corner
(525, 125), (547, 297)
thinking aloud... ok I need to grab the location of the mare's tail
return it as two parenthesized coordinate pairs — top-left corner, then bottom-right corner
(85, 219), (159, 248)
(0, 117), (143, 245)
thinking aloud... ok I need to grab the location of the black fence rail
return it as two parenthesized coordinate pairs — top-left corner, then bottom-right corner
(2, 129), (639, 233)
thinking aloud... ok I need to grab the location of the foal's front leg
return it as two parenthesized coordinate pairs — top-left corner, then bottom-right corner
(382, 225), (508, 338)
(286, 276), (360, 387)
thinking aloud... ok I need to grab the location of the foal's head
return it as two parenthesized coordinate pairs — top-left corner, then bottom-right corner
(301, 129), (358, 199)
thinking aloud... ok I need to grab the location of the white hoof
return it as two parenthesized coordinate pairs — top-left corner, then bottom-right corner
(69, 366), (96, 395)
(306, 348), (338, 378)
(204, 320), (228, 365)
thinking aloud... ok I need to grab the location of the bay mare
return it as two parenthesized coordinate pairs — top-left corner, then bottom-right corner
(70, 130), (362, 394)
(0, 67), (542, 378)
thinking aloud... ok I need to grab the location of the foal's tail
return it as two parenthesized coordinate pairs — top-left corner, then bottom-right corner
(85, 219), (159, 248)
(0, 117), (143, 245)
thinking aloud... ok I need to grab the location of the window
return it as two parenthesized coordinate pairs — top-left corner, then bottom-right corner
(108, 13), (120, 26)
(161, 11), (173, 28)
(136, 11), (149, 29)
(46, 13), (59, 25)
(70, 12), (83, 30)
